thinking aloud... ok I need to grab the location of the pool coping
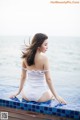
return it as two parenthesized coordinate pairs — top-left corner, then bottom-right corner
(0, 98), (80, 119)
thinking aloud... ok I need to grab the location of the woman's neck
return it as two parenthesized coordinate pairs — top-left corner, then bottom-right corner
(36, 49), (42, 54)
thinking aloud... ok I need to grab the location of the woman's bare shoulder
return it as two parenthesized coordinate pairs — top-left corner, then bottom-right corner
(22, 58), (27, 67)
(41, 54), (49, 70)
(41, 53), (48, 61)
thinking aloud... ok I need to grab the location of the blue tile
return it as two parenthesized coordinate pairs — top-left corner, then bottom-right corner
(20, 107), (24, 110)
(9, 105), (13, 108)
(24, 103), (28, 107)
(70, 111), (75, 115)
(75, 111), (79, 115)
(65, 114), (70, 118)
(56, 113), (61, 116)
(57, 108), (61, 112)
(52, 112), (56, 115)
(70, 115), (74, 119)
(20, 103), (25, 107)
(39, 106), (44, 110)
(3, 100), (6, 103)
(52, 108), (57, 113)
(27, 104), (32, 109)
(31, 108), (36, 112)
(40, 110), (44, 113)
(1, 103), (6, 107)
(48, 107), (52, 111)
(16, 102), (20, 106)
(13, 102), (17, 105)
(61, 113), (66, 117)
(47, 111), (52, 114)
(0, 99), (3, 102)
(28, 108), (32, 111)
(5, 101), (9, 104)
(13, 106), (17, 108)
(36, 106), (39, 109)
(44, 106), (48, 111)
(6, 104), (10, 107)
(9, 101), (14, 105)
(74, 115), (79, 119)
(62, 109), (66, 113)
(0, 98), (80, 119)
(65, 110), (71, 114)
(32, 104), (36, 109)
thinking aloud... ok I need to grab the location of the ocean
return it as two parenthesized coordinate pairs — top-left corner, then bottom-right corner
(0, 36), (80, 104)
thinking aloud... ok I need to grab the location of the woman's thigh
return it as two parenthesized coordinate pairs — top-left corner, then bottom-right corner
(37, 90), (55, 102)
(21, 90), (55, 102)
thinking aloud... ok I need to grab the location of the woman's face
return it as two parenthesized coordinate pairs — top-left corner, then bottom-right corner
(39, 39), (48, 53)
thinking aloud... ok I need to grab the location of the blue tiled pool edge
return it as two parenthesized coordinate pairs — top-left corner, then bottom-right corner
(0, 98), (80, 119)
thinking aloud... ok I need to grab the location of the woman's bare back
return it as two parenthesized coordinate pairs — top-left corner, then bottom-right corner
(24, 52), (46, 71)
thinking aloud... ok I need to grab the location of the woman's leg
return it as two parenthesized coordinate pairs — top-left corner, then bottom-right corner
(37, 90), (55, 102)
(21, 91), (30, 101)
(21, 90), (55, 102)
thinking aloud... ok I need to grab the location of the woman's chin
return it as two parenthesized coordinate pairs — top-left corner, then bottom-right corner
(42, 51), (46, 53)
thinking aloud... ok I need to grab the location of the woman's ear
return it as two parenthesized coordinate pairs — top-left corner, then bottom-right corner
(38, 47), (40, 50)
(37, 47), (41, 51)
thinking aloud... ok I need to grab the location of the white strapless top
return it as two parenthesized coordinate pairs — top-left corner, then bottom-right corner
(22, 68), (49, 87)
(22, 68), (50, 101)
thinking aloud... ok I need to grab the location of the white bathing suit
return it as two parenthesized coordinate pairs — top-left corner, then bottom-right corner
(22, 68), (50, 102)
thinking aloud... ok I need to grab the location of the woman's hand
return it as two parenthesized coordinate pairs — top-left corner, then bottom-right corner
(55, 95), (67, 104)
(9, 92), (19, 99)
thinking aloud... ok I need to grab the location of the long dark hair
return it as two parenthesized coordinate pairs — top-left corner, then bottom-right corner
(22, 33), (48, 66)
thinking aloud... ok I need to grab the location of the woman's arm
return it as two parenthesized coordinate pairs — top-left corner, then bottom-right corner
(17, 59), (27, 95)
(44, 56), (67, 104)
(10, 59), (27, 98)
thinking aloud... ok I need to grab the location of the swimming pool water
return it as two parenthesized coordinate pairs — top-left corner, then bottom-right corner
(0, 36), (80, 104)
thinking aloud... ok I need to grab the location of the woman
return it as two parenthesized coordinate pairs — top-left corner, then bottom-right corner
(10, 33), (66, 104)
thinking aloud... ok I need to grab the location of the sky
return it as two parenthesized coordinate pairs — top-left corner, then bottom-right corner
(0, 0), (80, 36)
